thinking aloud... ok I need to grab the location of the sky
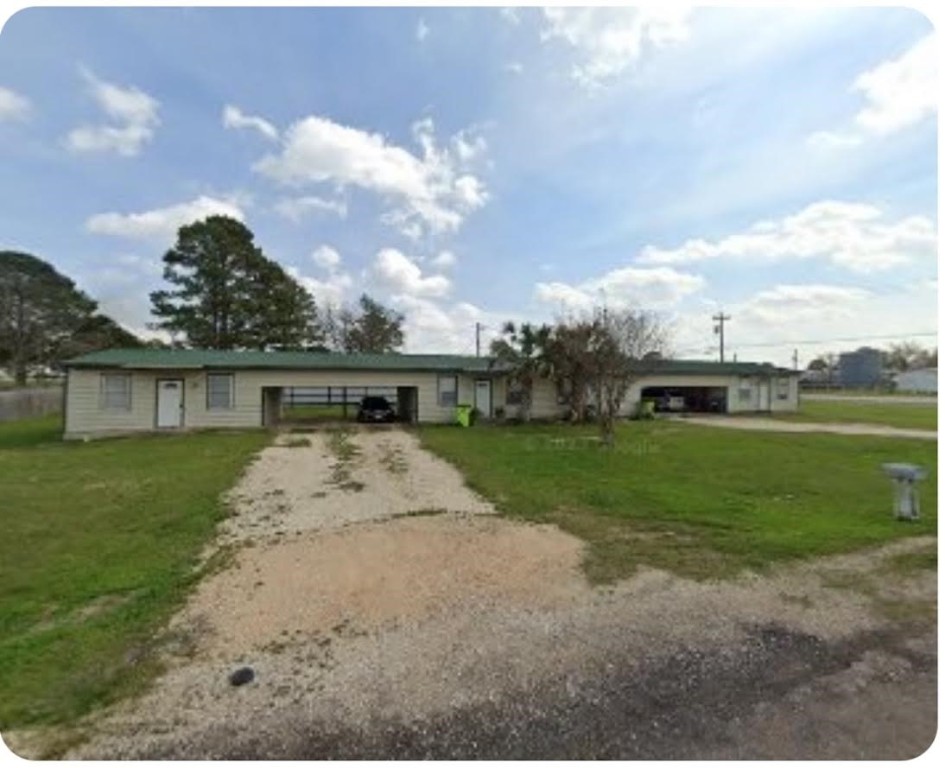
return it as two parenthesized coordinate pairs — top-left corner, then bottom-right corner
(0, 4), (937, 366)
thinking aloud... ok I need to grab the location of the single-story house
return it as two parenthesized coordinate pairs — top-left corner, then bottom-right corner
(894, 368), (938, 394)
(61, 348), (800, 439)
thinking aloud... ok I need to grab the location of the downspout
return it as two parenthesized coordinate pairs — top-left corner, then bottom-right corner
(61, 365), (69, 440)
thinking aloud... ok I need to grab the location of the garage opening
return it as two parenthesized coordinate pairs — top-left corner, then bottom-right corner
(274, 386), (419, 425)
(641, 385), (728, 414)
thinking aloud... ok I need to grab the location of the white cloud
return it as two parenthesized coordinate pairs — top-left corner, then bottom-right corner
(416, 18), (430, 42)
(222, 104), (279, 141)
(66, 68), (160, 156)
(809, 35), (936, 147)
(253, 114), (489, 237)
(311, 244), (342, 271)
(393, 295), (511, 354)
(288, 265), (353, 307)
(500, 7), (521, 26)
(853, 34), (936, 137)
(86, 195), (245, 242)
(451, 129), (488, 165)
(0, 86), (31, 122)
(430, 250), (457, 270)
(637, 201), (936, 273)
(535, 265), (705, 312)
(738, 284), (871, 325)
(273, 195), (347, 221)
(373, 248), (452, 299)
(806, 130), (863, 150)
(668, 278), (937, 368)
(540, 6), (691, 89)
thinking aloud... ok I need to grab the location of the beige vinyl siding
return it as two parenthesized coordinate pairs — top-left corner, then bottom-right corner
(770, 375), (800, 412)
(489, 377), (563, 420)
(65, 367), (482, 437)
(529, 377), (564, 419)
(65, 368), (183, 436)
(65, 365), (801, 438)
(189, 369), (465, 428)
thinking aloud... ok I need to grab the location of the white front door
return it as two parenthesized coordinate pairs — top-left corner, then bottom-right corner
(157, 379), (184, 428)
(474, 379), (492, 417)
(758, 379), (770, 412)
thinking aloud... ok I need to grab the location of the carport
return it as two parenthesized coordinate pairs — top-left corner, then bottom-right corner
(641, 385), (728, 413)
(264, 385), (419, 425)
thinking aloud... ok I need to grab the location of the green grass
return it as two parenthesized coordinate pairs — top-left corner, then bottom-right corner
(0, 413), (63, 448)
(0, 417), (269, 732)
(419, 421), (937, 583)
(802, 388), (933, 397)
(281, 404), (356, 422)
(780, 399), (937, 431)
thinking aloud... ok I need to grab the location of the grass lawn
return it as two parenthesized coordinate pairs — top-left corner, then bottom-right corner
(420, 421), (937, 584)
(0, 415), (269, 734)
(281, 403), (356, 422)
(780, 399), (937, 431)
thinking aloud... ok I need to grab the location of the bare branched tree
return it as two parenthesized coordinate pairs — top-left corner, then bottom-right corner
(585, 307), (670, 447)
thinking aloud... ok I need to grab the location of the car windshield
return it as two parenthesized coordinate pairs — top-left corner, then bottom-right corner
(361, 397), (391, 409)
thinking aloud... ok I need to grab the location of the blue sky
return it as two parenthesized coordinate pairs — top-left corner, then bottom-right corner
(0, 5), (937, 365)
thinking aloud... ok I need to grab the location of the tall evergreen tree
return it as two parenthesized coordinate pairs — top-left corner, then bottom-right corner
(149, 215), (317, 349)
(0, 251), (132, 383)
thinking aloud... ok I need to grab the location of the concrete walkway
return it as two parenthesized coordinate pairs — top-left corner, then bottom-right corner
(677, 415), (937, 441)
(803, 394), (937, 405)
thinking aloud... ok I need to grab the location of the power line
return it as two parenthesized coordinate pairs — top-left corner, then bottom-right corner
(676, 330), (938, 356)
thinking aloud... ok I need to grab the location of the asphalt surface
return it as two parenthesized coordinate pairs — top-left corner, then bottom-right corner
(130, 622), (937, 760)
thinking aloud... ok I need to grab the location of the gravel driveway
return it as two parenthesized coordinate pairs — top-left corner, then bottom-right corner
(45, 427), (936, 760)
(677, 414), (937, 440)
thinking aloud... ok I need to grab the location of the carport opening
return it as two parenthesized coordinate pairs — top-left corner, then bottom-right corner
(270, 386), (418, 426)
(641, 386), (728, 414)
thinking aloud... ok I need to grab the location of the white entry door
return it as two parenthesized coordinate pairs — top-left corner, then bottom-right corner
(758, 379), (770, 411)
(157, 379), (184, 428)
(474, 379), (492, 417)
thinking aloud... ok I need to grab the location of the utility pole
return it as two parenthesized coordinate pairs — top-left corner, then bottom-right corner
(712, 312), (731, 363)
(475, 322), (482, 358)
(792, 348), (799, 371)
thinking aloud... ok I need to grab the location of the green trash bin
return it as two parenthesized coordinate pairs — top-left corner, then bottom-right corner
(456, 404), (472, 427)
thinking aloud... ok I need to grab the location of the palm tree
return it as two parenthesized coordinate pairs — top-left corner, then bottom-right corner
(489, 321), (551, 421)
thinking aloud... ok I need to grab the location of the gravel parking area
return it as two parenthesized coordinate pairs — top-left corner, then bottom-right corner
(41, 428), (936, 760)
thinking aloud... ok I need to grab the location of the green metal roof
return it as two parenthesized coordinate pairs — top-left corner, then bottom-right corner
(63, 348), (502, 373)
(64, 348), (796, 377)
(635, 359), (796, 377)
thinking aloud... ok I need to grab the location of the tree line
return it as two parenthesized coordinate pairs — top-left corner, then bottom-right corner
(807, 342), (937, 375)
(1, 215), (405, 384)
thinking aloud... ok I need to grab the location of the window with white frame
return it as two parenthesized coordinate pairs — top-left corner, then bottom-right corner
(101, 373), (132, 410)
(507, 379), (525, 405)
(437, 375), (458, 407)
(777, 377), (790, 400)
(738, 377), (753, 403)
(207, 373), (235, 410)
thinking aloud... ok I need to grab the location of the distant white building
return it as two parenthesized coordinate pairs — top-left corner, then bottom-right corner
(894, 368), (937, 394)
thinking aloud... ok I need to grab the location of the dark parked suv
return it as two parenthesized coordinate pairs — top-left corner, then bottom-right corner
(356, 396), (397, 423)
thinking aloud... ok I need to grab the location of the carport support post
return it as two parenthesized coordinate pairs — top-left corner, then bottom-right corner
(343, 386), (348, 419)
